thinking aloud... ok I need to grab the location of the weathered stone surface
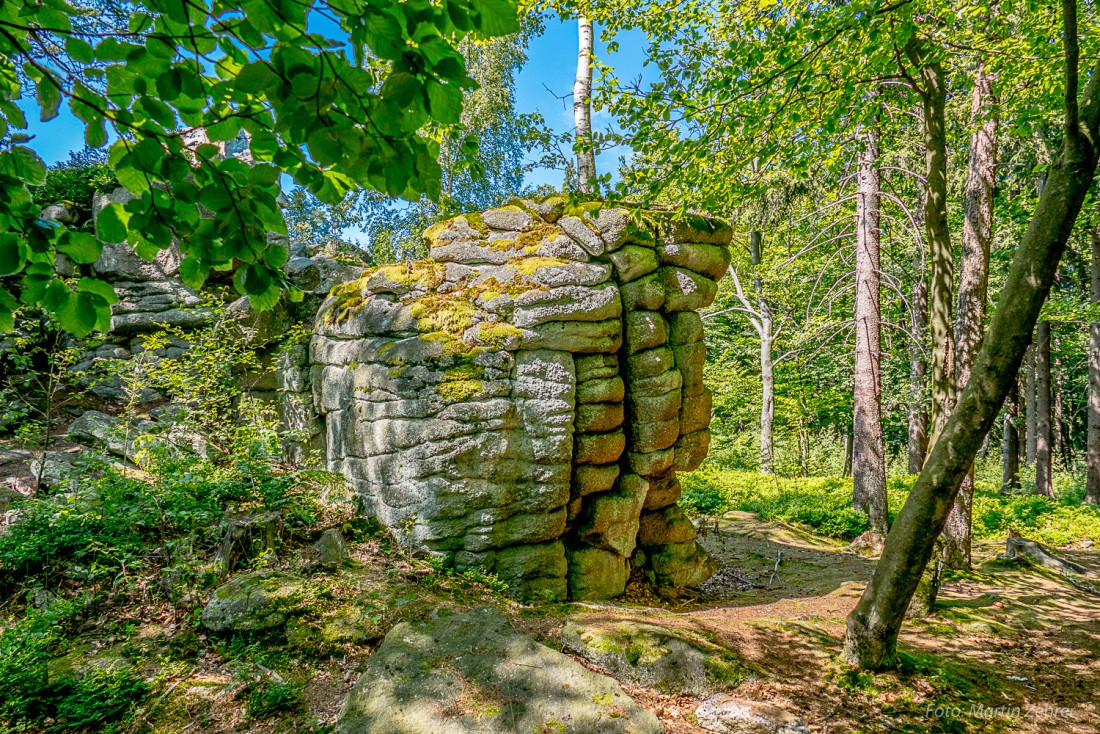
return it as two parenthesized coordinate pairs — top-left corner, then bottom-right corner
(657, 242), (732, 281)
(695, 696), (811, 734)
(661, 266), (718, 312)
(669, 311), (704, 345)
(642, 473), (682, 511)
(681, 388), (713, 435)
(558, 215), (606, 256)
(621, 273), (666, 311)
(609, 245), (659, 282)
(307, 202), (728, 600)
(631, 417), (680, 453)
(625, 310), (669, 353)
(638, 505), (698, 547)
(336, 607), (661, 734)
(674, 429), (711, 472)
(573, 463), (621, 497)
(562, 620), (747, 697)
(41, 202), (79, 225)
(577, 376), (625, 404)
(576, 484), (647, 556)
(313, 529), (348, 568)
(574, 430), (626, 466)
(568, 547), (629, 600)
(482, 206), (534, 231)
(649, 541), (717, 589)
(200, 571), (303, 632)
(576, 402), (624, 433)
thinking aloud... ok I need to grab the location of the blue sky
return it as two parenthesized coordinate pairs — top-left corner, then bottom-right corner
(25, 16), (654, 191)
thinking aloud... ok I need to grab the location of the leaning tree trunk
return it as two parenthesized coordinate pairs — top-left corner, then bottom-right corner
(844, 23), (1100, 669)
(574, 16), (597, 194)
(943, 67), (998, 570)
(1035, 319), (1055, 497)
(1003, 378), (1021, 493)
(852, 122), (888, 534)
(750, 231), (776, 474)
(1088, 223), (1100, 504)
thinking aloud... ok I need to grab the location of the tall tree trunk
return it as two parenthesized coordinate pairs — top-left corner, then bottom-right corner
(942, 68), (998, 570)
(844, 18), (1100, 670)
(1003, 378), (1021, 493)
(1025, 345), (1037, 463)
(852, 122), (888, 534)
(908, 246), (929, 474)
(1088, 223), (1100, 504)
(1035, 319), (1055, 497)
(912, 53), (957, 446)
(573, 16), (597, 194)
(751, 231), (775, 474)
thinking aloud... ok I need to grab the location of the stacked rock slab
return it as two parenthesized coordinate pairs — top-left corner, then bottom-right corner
(311, 200), (730, 600)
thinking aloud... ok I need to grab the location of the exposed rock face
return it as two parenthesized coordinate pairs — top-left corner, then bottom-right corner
(695, 696), (811, 734)
(200, 571), (303, 632)
(312, 201), (730, 600)
(561, 620), (747, 697)
(336, 607), (662, 734)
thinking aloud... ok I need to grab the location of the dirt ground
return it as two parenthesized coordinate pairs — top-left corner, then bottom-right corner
(526, 511), (1100, 734)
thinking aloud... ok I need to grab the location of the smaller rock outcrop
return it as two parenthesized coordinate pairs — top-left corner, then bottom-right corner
(562, 620), (746, 697)
(336, 607), (662, 734)
(200, 571), (303, 632)
(695, 696), (810, 734)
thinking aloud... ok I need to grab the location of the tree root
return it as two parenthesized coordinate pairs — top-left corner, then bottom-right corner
(1005, 531), (1099, 595)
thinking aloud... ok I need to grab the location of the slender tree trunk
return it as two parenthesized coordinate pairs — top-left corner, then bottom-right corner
(844, 23), (1100, 669)
(1088, 223), (1100, 504)
(1025, 345), (1037, 463)
(942, 68), (998, 570)
(799, 418), (810, 477)
(574, 16), (597, 194)
(1002, 379), (1021, 492)
(842, 428), (853, 478)
(750, 231), (775, 474)
(1035, 320), (1055, 497)
(908, 246), (929, 474)
(918, 58), (956, 446)
(852, 122), (888, 534)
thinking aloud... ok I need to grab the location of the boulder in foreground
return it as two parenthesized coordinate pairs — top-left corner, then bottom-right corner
(336, 607), (662, 734)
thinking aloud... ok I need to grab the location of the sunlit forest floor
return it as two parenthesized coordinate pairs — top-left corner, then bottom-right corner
(547, 511), (1100, 733)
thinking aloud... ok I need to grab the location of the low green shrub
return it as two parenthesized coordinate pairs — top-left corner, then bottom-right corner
(0, 597), (148, 731)
(681, 464), (1100, 546)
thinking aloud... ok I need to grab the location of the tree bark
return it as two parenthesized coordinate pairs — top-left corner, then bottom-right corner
(908, 244), (929, 474)
(1025, 345), (1037, 463)
(852, 122), (888, 534)
(1088, 223), (1100, 504)
(942, 67), (998, 570)
(750, 231), (775, 474)
(1003, 378), (1020, 493)
(844, 19), (1100, 669)
(1035, 319), (1055, 497)
(574, 16), (597, 194)
(911, 53), (956, 447)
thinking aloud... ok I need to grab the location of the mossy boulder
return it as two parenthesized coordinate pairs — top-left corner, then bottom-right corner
(336, 607), (661, 734)
(562, 620), (748, 697)
(200, 571), (304, 632)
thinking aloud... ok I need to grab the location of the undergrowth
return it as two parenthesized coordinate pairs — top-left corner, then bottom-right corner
(682, 463), (1100, 545)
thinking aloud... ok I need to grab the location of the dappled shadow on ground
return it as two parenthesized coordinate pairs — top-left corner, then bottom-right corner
(532, 514), (1100, 733)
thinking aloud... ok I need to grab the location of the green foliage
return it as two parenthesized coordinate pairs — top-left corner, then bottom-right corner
(681, 462), (1100, 546)
(242, 679), (303, 718)
(0, 0), (520, 335)
(31, 149), (120, 230)
(0, 596), (148, 731)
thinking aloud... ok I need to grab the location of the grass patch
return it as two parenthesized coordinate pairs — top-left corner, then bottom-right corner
(681, 464), (1100, 545)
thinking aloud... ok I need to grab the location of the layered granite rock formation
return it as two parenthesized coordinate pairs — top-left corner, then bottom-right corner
(311, 201), (730, 600)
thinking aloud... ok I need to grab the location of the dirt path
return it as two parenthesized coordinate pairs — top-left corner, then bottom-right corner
(541, 511), (1100, 734)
